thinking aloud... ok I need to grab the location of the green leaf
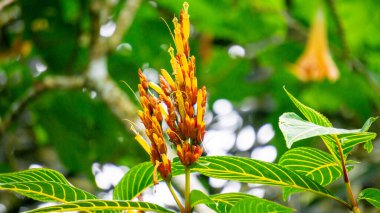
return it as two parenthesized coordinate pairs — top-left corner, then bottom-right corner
(279, 147), (342, 187)
(281, 187), (297, 201)
(0, 168), (96, 202)
(113, 162), (153, 200)
(115, 157), (345, 207)
(279, 114), (377, 157)
(358, 188), (380, 208)
(364, 140), (374, 153)
(283, 88), (377, 161)
(230, 197), (293, 213)
(340, 117), (377, 155)
(361, 117), (378, 131)
(116, 163), (295, 212)
(279, 112), (361, 148)
(190, 190), (214, 208)
(279, 147), (345, 200)
(205, 193), (292, 213)
(113, 161), (185, 200)
(24, 200), (174, 213)
(0, 168), (68, 184)
(284, 87), (332, 127)
(210, 193), (255, 213)
(193, 156), (345, 205)
(284, 88), (341, 162)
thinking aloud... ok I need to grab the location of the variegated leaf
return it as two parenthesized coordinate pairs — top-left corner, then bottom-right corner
(279, 147), (342, 186)
(0, 168), (96, 202)
(229, 197), (293, 213)
(193, 156), (345, 205)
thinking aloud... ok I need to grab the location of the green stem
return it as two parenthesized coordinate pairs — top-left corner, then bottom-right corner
(165, 180), (185, 213)
(333, 135), (360, 213)
(185, 166), (191, 213)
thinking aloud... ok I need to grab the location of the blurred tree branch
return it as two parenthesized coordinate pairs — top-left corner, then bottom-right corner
(0, 0), (142, 136)
(92, 0), (142, 58)
(283, 2), (307, 40)
(325, 0), (349, 60)
(110, 0), (141, 49)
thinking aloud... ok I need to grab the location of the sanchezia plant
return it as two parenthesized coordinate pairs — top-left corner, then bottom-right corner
(0, 2), (379, 213)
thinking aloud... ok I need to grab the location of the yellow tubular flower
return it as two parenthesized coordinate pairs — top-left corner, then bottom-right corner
(175, 69), (184, 88)
(168, 47), (184, 87)
(131, 126), (151, 154)
(182, 2), (190, 41)
(176, 144), (183, 157)
(185, 75), (191, 93)
(168, 47), (177, 72)
(161, 69), (177, 90)
(191, 77), (197, 94)
(196, 89), (203, 125)
(173, 17), (184, 54)
(161, 154), (169, 167)
(152, 160), (161, 184)
(180, 53), (189, 73)
(176, 91), (186, 119)
(159, 104), (168, 120)
(149, 82), (165, 96)
(134, 135), (151, 154)
(137, 110), (144, 119)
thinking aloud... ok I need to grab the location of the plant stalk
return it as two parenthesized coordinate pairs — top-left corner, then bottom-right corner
(334, 135), (360, 213)
(185, 166), (191, 213)
(166, 180), (185, 213)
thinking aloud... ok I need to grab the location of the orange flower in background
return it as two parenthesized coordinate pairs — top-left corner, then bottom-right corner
(292, 7), (339, 82)
(134, 2), (207, 182)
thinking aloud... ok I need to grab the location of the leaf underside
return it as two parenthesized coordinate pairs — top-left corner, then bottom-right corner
(279, 112), (362, 148)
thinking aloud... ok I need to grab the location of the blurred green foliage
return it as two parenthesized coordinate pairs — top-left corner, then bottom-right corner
(1, 0), (380, 212)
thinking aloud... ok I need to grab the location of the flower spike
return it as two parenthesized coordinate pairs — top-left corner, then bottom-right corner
(133, 2), (207, 184)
